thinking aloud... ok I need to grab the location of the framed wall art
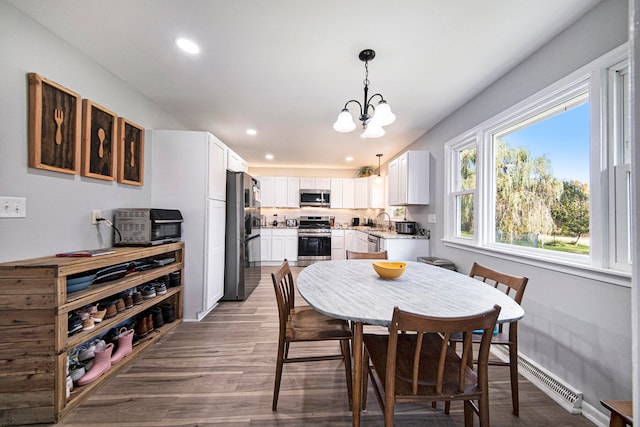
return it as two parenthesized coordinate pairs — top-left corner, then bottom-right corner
(28, 73), (81, 174)
(81, 99), (117, 180)
(117, 117), (145, 186)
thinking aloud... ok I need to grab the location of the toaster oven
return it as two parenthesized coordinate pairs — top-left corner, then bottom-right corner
(114, 208), (183, 246)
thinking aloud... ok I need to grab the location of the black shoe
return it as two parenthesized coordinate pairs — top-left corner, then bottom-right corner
(160, 303), (175, 323)
(68, 313), (82, 335)
(150, 307), (164, 328)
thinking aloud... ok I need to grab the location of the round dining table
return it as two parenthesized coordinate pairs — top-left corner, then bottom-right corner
(296, 259), (525, 427)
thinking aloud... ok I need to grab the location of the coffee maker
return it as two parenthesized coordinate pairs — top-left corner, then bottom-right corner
(351, 217), (360, 226)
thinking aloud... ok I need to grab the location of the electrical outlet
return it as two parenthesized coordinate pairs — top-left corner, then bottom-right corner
(91, 210), (102, 225)
(427, 214), (436, 224)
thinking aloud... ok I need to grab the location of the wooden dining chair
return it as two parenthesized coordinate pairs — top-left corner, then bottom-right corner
(448, 262), (529, 416)
(270, 259), (353, 411)
(346, 250), (388, 259)
(363, 304), (501, 426)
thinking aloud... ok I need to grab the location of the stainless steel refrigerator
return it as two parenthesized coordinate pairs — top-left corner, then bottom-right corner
(223, 171), (261, 300)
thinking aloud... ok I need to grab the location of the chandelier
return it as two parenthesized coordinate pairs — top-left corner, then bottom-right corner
(333, 49), (396, 139)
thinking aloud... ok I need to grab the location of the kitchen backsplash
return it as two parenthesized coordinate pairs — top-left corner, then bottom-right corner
(261, 207), (384, 227)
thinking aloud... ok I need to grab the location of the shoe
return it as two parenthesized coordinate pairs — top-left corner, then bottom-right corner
(99, 300), (117, 319)
(169, 271), (181, 287)
(82, 317), (95, 331)
(132, 288), (143, 305)
(77, 343), (113, 386)
(122, 294), (134, 309)
(134, 316), (148, 338)
(146, 313), (154, 333)
(141, 286), (156, 299)
(69, 364), (86, 384)
(77, 339), (105, 362)
(115, 298), (126, 312)
(160, 303), (175, 323)
(155, 283), (167, 295)
(150, 307), (164, 328)
(68, 313), (82, 335)
(110, 328), (134, 364)
(92, 309), (107, 323)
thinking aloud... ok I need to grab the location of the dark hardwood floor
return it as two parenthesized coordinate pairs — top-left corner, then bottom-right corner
(45, 266), (594, 426)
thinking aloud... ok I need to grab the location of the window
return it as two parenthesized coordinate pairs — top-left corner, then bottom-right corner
(444, 45), (630, 276)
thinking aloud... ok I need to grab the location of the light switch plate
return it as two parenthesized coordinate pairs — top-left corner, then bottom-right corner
(0, 196), (27, 218)
(427, 213), (436, 224)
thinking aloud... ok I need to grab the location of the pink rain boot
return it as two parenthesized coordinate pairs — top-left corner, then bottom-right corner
(77, 343), (113, 386)
(110, 328), (134, 364)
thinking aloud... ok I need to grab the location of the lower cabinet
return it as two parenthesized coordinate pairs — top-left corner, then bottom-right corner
(331, 229), (345, 260)
(0, 243), (184, 425)
(381, 238), (430, 261)
(261, 228), (297, 265)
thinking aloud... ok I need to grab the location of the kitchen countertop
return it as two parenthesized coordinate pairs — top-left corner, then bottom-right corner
(261, 225), (428, 239)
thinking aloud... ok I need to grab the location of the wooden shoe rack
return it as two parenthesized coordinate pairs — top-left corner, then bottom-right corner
(0, 242), (184, 425)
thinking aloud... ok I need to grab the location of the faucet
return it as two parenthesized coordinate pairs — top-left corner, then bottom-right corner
(377, 211), (392, 231)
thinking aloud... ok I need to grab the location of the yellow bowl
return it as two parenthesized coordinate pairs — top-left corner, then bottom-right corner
(372, 261), (407, 280)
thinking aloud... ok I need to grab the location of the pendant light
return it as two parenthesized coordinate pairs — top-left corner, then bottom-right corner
(375, 154), (384, 184)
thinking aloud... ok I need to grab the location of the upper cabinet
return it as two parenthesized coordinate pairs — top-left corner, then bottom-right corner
(257, 176), (299, 208)
(330, 177), (382, 209)
(299, 177), (330, 190)
(387, 150), (430, 205)
(227, 147), (248, 173)
(208, 135), (228, 201)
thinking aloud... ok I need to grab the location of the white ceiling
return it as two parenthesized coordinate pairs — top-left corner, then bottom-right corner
(9, 0), (600, 170)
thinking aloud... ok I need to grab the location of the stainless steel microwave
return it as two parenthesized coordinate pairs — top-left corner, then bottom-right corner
(114, 208), (183, 246)
(299, 190), (330, 207)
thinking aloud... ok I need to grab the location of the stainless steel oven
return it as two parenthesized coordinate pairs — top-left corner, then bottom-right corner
(297, 216), (331, 266)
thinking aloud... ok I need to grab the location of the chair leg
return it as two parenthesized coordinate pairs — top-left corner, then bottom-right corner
(463, 400), (474, 427)
(479, 392), (491, 427)
(272, 340), (286, 411)
(508, 343), (519, 416)
(444, 401), (451, 414)
(341, 339), (353, 408)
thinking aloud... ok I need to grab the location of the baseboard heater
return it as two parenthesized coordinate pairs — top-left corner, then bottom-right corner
(491, 345), (583, 414)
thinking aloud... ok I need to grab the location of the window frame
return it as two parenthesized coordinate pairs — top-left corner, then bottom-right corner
(443, 43), (631, 286)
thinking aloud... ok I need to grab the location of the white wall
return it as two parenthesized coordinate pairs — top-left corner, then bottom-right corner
(403, 0), (631, 413)
(0, 2), (187, 262)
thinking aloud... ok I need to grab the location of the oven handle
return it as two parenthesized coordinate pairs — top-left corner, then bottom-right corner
(298, 233), (331, 238)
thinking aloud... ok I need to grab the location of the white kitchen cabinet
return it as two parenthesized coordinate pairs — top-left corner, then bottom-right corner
(287, 177), (300, 207)
(354, 177), (369, 209)
(345, 230), (356, 252)
(271, 228), (297, 261)
(342, 179), (355, 209)
(368, 175), (385, 208)
(331, 229), (345, 260)
(227, 147), (248, 172)
(299, 177), (330, 190)
(274, 177), (288, 207)
(257, 176), (299, 208)
(387, 150), (431, 205)
(259, 177), (275, 207)
(330, 178), (343, 208)
(150, 130), (228, 320)
(355, 230), (369, 252)
(380, 238), (430, 261)
(208, 137), (228, 200)
(260, 228), (272, 261)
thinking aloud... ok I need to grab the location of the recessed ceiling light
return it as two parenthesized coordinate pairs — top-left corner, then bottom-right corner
(346, 156), (353, 162)
(175, 37), (200, 54)
(246, 129), (257, 135)
(265, 154), (274, 160)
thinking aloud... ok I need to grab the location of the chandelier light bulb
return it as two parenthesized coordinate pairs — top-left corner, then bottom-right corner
(374, 101), (396, 127)
(333, 109), (357, 132)
(361, 123), (385, 139)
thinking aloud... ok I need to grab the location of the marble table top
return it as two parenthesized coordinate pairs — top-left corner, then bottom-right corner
(297, 260), (525, 327)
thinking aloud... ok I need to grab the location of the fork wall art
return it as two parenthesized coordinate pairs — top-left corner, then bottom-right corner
(81, 99), (117, 180)
(28, 73), (81, 174)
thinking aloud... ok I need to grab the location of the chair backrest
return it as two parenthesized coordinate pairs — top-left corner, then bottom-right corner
(346, 250), (388, 260)
(271, 259), (296, 336)
(387, 304), (501, 396)
(469, 262), (529, 305)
